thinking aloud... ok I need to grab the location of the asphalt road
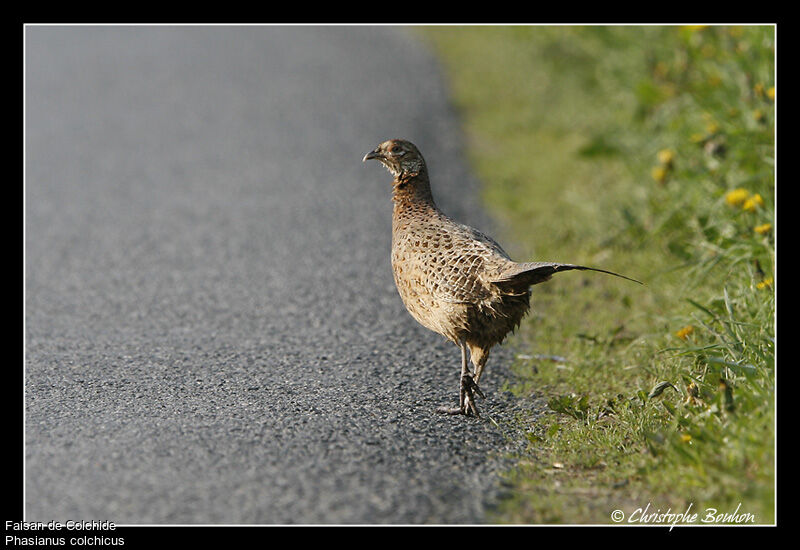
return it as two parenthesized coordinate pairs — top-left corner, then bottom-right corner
(25, 25), (536, 524)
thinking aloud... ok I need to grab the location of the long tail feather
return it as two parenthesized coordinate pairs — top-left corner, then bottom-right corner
(493, 261), (643, 288)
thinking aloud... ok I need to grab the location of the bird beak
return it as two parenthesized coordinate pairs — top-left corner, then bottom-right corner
(362, 147), (382, 162)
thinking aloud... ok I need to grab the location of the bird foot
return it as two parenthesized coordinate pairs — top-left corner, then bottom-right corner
(436, 374), (485, 417)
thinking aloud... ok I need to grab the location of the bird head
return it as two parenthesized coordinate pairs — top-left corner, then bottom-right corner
(362, 139), (425, 179)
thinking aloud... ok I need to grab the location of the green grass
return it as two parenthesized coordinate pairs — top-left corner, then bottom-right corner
(419, 25), (775, 524)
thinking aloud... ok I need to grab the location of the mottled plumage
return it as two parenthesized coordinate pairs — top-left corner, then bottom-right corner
(363, 139), (640, 416)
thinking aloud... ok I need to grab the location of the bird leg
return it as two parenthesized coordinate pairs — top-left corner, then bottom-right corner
(469, 344), (491, 388)
(462, 371), (485, 416)
(436, 339), (484, 417)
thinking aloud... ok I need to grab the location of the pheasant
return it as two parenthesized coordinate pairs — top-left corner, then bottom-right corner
(363, 139), (641, 417)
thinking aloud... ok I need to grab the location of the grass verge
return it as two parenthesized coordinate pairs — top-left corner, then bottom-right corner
(420, 25), (775, 524)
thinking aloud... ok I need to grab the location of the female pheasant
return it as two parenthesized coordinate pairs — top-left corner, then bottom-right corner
(363, 139), (640, 417)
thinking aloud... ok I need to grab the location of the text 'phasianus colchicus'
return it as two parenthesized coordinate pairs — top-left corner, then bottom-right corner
(363, 139), (641, 417)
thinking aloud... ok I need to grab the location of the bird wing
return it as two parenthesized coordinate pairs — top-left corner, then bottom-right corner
(422, 223), (514, 305)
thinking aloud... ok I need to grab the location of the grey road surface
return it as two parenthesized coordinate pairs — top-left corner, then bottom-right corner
(25, 25), (536, 524)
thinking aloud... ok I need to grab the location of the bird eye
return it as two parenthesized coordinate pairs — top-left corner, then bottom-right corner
(390, 145), (403, 154)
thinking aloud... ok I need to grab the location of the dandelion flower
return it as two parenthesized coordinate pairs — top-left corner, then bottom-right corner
(754, 83), (765, 98)
(680, 433), (692, 443)
(743, 193), (764, 212)
(657, 148), (675, 166)
(685, 382), (702, 406)
(756, 277), (773, 290)
(725, 188), (750, 206)
(651, 165), (668, 183)
(728, 27), (744, 38)
(754, 223), (772, 235)
(653, 61), (669, 78)
(675, 325), (694, 340)
(706, 119), (720, 134)
(767, 86), (775, 101)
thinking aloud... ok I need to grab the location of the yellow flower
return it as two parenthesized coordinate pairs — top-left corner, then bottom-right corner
(684, 382), (702, 406)
(684, 25), (709, 31)
(651, 165), (668, 183)
(754, 83), (765, 98)
(767, 86), (775, 101)
(657, 148), (675, 166)
(754, 223), (772, 235)
(753, 109), (765, 122)
(728, 26), (744, 38)
(756, 277), (773, 290)
(675, 325), (694, 340)
(653, 61), (669, 79)
(725, 188), (750, 206)
(680, 433), (692, 443)
(742, 193), (764, 212)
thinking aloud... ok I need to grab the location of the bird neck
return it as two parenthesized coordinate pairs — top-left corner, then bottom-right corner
(391, 169), (436, 207)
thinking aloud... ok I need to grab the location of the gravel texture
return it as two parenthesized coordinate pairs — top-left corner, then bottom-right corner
(25, 25), (538, 524)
